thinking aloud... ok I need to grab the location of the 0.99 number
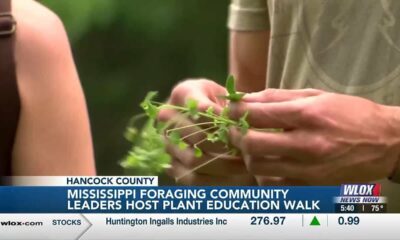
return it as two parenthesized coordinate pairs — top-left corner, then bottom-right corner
(250, 216), (286, 225)
(338, 216), (360, 225)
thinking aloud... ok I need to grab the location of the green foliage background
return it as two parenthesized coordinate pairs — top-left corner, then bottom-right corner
(42, 0), (230, 178)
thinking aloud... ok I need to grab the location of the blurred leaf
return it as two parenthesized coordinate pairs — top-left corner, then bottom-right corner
(194, 146), (203, 158)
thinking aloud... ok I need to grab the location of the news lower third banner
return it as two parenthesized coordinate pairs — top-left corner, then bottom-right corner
(0, 177), (398, 240)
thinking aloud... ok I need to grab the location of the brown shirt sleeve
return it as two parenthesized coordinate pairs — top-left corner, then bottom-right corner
(228, 0), (270, 31)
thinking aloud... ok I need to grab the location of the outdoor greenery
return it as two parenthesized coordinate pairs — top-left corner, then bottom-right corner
(42, 0), (230, 181)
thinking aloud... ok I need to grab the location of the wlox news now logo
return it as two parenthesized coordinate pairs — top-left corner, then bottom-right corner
(335, 184), (386, 204)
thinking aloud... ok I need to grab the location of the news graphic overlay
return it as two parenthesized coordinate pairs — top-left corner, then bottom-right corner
(335, 184), (387, 213)
(0, 178), (399, 240)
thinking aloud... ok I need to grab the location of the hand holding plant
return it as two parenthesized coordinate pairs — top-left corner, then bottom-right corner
(122, 76), (256, 185)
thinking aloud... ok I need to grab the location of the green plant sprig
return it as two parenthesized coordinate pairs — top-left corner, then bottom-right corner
(220, 75), (246, 102)
(121, 75), (278, 177)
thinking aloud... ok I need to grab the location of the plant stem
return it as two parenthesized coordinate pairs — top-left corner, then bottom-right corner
(193, 136), (210, 148)
(156, 103), (237, 125)
(166, 122), (215, 134)
(180, 126), (218, 141)
(175, 150), (233, 182)
(127, 113), (147, 126)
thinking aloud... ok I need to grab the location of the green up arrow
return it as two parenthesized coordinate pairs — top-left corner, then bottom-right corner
(310, 216), (321, 226)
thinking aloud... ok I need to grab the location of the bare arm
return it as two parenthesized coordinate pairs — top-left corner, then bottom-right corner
(229, 30), (269, 93)
(11, 0), (96, 175)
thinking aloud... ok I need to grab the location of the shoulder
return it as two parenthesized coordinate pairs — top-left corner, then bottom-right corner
(13, 0), (72, 84)
(12, 0), (79, 99)
(11, 0), (82, 125)
(13, 0), (66, 47)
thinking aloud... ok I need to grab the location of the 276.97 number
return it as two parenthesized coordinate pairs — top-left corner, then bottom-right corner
(250, 216), (286, 225)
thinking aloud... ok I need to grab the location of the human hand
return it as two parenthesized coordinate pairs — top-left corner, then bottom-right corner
(230, 89), (400, 185)
(158, 79), (256, 185)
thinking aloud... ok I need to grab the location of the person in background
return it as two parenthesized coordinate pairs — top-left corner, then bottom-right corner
(162, 0), (400, 211)
(0, 0), (95, 178)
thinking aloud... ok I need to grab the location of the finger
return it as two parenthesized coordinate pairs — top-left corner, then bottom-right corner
(162, 115), (225, 153)
(160, 110), (206, 146)
(157, 107), (177, 123)
(162, 112), (205, 143)
(159, 108), (213, 145)
(255, 176), (311, 186)
(166, 143), (249, 175)
(167, 159), (256, 186)
(260, 154), (310, 164)
(229, 100), (303, 129)
(230, 128), (308, 157)
(170, 80), (226, 113)
(243, 88), (323, 103)
(159, 103), (226, 153)
(254, 176), (286, 185)
(243, 154), (308, 179)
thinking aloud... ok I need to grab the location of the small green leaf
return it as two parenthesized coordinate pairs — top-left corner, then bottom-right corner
(238, 111), (250, 135)
(194, 146), (203, 158)
(156, 122), (167, 134)
(216, 126), (229, 145)
(206, 106), (214, 115)
(124, 127), (138, 142)
(186, 99), (199, 119)
(221, 107), (230, 118)
(186, 98), (198, 110)
(140, 92), (159, 119)
(207, 132), (219, 143)
(223, 75), (245, 102)
(178, 141), (188, 150)
(226, 75), (236, 95)
(142, 104), (158, 118)
(168, 131), (181, 145)
(228, 93), (245, 102)
(144, 91), (158, 103)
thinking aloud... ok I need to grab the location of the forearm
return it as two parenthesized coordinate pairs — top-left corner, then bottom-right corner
(12, 0), (96, 176)
(229, 30), (269, 93)
(382, 105), (400, 182)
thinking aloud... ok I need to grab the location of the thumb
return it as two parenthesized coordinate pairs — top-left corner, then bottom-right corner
(243, 88), (323, 103)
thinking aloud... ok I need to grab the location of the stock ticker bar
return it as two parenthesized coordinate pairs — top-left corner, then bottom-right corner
(0, 178), (398, 240)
